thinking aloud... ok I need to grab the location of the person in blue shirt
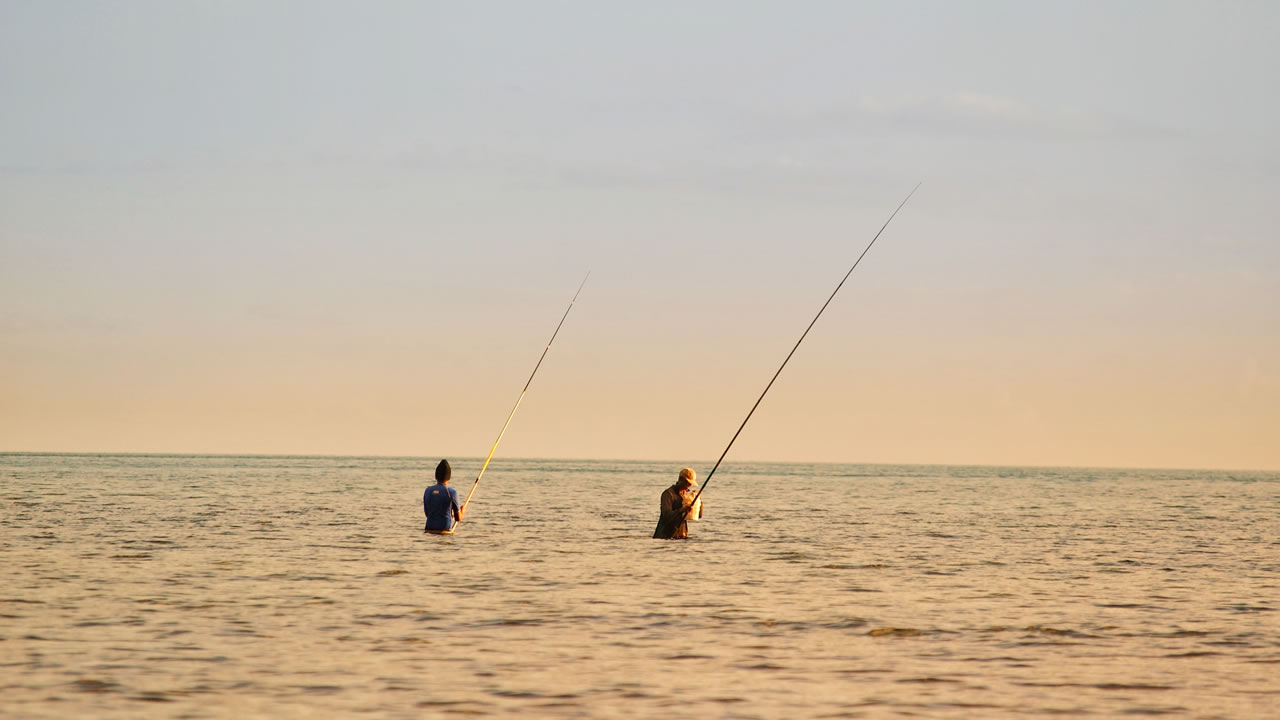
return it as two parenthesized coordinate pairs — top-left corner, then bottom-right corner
(424, 459), (464, 534)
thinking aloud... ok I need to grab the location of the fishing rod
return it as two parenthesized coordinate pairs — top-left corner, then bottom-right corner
(455, 272), (590, 527)
(656, 185), (920, 538)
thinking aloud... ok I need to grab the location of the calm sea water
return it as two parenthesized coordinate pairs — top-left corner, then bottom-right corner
(1, 454), (1277, 719)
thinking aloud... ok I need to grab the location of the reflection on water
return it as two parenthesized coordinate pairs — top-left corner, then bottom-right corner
(2, 454), (1277, 718)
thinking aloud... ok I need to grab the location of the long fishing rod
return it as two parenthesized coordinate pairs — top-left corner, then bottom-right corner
(455, 272), (590, 525)
(659, 185), (920, 537)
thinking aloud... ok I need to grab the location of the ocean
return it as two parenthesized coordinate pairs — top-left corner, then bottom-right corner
(1, 453), (1277, 718)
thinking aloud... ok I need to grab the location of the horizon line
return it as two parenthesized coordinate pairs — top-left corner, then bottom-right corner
(1, 449), (1275, 475)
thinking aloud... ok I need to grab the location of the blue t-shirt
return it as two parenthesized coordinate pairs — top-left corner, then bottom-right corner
(424, 482), (460, 531)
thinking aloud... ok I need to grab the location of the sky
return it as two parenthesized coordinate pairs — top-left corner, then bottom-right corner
(2, 1), (1278, 470)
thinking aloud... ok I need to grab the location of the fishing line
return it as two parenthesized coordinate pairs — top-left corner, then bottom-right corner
(656, 185), (920, 538)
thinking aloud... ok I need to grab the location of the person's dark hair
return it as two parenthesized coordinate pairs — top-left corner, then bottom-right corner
(435, 459), (452, 482)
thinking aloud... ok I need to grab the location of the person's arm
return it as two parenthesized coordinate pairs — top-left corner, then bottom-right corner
(452, 489), (464, 521)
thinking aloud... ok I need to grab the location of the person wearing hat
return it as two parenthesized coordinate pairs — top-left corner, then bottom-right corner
(653, 467), (703, 539)
(424, 459), (465, 534)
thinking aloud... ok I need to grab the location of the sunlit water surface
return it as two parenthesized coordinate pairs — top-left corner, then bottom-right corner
(2, 454), (1277, 719)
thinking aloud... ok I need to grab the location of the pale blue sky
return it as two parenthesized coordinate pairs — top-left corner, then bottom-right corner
(3, 1), (1278, 469)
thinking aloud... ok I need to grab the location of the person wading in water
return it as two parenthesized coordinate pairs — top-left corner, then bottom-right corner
(654, 467), (703, 539)
(424, 459), (464, 534)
